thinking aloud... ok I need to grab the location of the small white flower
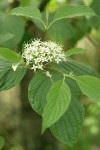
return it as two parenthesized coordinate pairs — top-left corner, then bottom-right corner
(55, 57), (61, 64)
(22, 39), (66, 71)
(37, 64), (43, 70)
(46, 71), (52, 78)
(12, 63), (19, 71)
(31, 65), (38, 72)
(48, 56), (53, 61)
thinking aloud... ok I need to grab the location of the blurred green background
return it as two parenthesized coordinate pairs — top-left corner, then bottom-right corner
(0, 0), (100, 150)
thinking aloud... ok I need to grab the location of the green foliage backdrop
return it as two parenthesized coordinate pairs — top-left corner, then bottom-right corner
(0, 0), (100, 150)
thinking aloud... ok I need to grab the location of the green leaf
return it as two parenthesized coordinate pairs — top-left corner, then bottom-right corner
(10, 6), (41, 19)
(66, 48), (85, 57)
(0, 47), (26, 90)
(91, 0), (100, 16)
(0, 136), (5, 149)
(10, 6), (46, 29)
(28, 60), (98, 115)
(51, 98), (85, 146)
(0, 15), (25, 49)
(54, 59), (98, 77)
(48, 20), (77, 39)
(74, 75), (100, 102)
(0, 67), (26, 91)
(0, 47), (21, 62)
(42, 80), (71, 132)
(48, 5), (96, 29)
(28, 70), (53, 115)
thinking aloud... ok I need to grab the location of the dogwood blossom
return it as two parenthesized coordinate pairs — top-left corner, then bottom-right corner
(46, 71), (52, 78)
(22, 39), (66, 71)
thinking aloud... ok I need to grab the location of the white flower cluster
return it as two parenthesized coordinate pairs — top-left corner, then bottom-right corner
(22, 39), (66, 71)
